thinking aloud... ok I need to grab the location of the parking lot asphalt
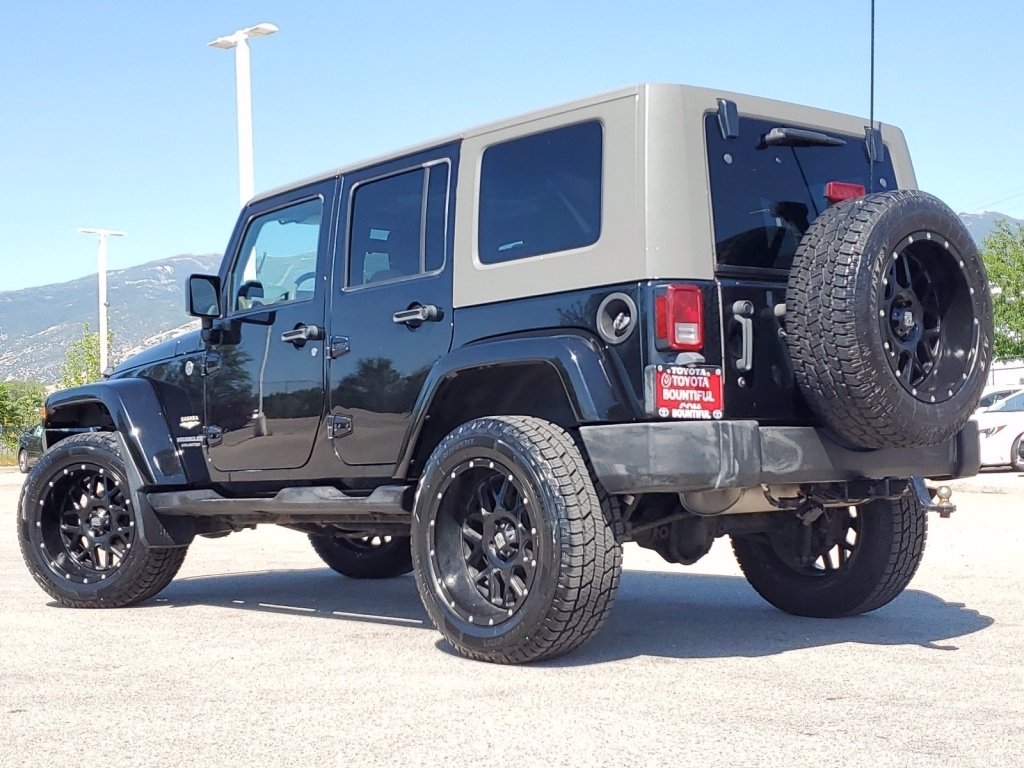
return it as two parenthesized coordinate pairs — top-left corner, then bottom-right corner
(1, 467), (1021, 768)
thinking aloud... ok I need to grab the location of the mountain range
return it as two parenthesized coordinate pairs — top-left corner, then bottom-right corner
(958, 211), (1023, 245)
(2, 211), (1023, 383)
(0, 254), (219, 382)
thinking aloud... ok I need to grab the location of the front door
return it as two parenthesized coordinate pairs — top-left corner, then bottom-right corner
(205, 181), (335, 472)
(328, 148), (457, 468)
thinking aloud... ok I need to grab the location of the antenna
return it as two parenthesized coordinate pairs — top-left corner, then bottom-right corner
(869, 0), (875, 133)
(867, 0), (878, 193)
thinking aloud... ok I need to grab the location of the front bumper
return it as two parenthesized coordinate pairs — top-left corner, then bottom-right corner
(579, 420), (980, 495)
(978, 432), (1012, 467)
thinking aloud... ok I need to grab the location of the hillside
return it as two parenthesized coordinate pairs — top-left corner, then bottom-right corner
(0, 254), (220, 383)
(959, 211), (1024, 244)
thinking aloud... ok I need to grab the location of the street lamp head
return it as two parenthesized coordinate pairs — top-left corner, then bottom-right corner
(207, 35), (238, 50)
(208, 23), (278, 49)
(77, 227), (125, 238)
(243, 23), (278, 38)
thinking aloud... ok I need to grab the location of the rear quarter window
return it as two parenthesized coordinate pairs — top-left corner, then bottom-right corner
(478, 120), (602, 264)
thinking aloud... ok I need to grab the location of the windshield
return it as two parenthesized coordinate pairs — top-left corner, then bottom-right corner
(705, 114), (897, 273)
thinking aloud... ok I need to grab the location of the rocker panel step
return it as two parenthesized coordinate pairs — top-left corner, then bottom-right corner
(148, 484), (414, 524)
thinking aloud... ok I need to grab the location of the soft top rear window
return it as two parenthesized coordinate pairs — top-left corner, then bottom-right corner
(705, 114), (896, 273)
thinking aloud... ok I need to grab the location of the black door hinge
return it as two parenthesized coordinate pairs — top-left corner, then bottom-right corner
(206, 425), (223, 447)
(203, 352), (222, 376)
(329, 336), (350, 359)
(327, 414), (353, 439)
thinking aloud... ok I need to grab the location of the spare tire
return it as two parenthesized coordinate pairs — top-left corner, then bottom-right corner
(786, 189), (992, 449)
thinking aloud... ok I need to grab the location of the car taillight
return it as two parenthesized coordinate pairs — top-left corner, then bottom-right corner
(655, 284), (702, 351)
(825, 181), (866, 205)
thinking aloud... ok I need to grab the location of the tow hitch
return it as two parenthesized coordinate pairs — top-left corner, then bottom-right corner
(910, 476), (955, 518)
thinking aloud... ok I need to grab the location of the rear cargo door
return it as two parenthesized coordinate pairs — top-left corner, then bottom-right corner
(704, 111), (897, 424)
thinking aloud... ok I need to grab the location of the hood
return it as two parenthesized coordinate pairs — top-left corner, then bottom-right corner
(109, 330), (204, 377)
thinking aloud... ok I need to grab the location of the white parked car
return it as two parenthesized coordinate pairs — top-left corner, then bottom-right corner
(975, 386), (1024, 414)
(976, 390), (1024, 469)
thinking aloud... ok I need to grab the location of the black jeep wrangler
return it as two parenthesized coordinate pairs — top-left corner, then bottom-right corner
(19, 85), (991, 664)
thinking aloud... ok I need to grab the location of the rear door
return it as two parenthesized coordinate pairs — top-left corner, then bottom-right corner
(327, 146), (457, 469)
(704, 112), (897, 424)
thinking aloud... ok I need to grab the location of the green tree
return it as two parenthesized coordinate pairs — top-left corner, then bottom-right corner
(981, 220), (1024, 362)
(0, 380), (46, 452)
(59, 323), (113, 389)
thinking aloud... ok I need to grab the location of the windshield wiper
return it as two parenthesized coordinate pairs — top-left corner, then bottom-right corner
(758, 127), (846, 148)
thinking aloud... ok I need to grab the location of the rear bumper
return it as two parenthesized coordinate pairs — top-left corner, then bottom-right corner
(579, 420), (980, 495)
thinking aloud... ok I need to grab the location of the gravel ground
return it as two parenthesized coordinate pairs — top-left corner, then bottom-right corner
(1, 467), (1021, 767)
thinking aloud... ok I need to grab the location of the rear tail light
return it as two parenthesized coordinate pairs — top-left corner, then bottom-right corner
(655, 284), (703, 351)
(825, 181), (866, 204)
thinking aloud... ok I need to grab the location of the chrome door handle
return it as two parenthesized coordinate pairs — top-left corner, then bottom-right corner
(392, 304), (443, 327)
(281, 324), (324, 345)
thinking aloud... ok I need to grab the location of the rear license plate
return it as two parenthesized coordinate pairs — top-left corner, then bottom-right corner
(650, 365), (723, 420)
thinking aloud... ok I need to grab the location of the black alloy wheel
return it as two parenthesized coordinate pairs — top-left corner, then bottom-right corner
(430, 459), (538, 624)
(40, 461), (135, 580)
(308, 532), (413, 579)
(18, 432), (187, 607)
(879, 231), (975, 403)
(765, 506), (861, 578)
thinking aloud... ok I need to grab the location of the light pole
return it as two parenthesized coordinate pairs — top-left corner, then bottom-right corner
(76, 227), (126, 376)
(208, 22), (278, 208)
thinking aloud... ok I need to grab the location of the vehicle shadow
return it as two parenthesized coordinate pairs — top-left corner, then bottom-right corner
(142, 566), (993, 663)
(553, 569), (994, 666)
(154, 568), (429, 629)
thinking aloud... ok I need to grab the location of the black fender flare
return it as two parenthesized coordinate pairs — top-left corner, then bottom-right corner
(45, 380), (193, 547)
(46, 379), (186, 486)
(394, 332), (636, 478)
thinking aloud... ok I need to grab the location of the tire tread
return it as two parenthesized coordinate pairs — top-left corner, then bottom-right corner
(731, 494), (927, 618)
(414, 416), (622, 664)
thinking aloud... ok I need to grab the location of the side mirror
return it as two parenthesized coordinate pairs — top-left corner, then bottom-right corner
(187, 274), (221, 320)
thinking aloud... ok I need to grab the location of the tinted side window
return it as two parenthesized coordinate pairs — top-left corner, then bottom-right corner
(978, 393), (999, 409)
(348, 165), (449, 287)
(996, 392), (1024, 412)
(425, 164), (449, 273)
(478, 121), (602, 264)
(705, 115), (896, 273)
(229, 198), (322, 313)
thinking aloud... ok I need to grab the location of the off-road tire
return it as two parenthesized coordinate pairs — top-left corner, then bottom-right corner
(412, 416), (622, 664)
(308, 533), (413, 579)
(787, 189), (992, 449)
(731, 494), (927, 618)
(18, 449), (29, 473)
(18, 432), (187, 608)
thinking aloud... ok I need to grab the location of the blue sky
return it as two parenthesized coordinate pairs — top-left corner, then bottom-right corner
(1, 0), (1021, 291)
